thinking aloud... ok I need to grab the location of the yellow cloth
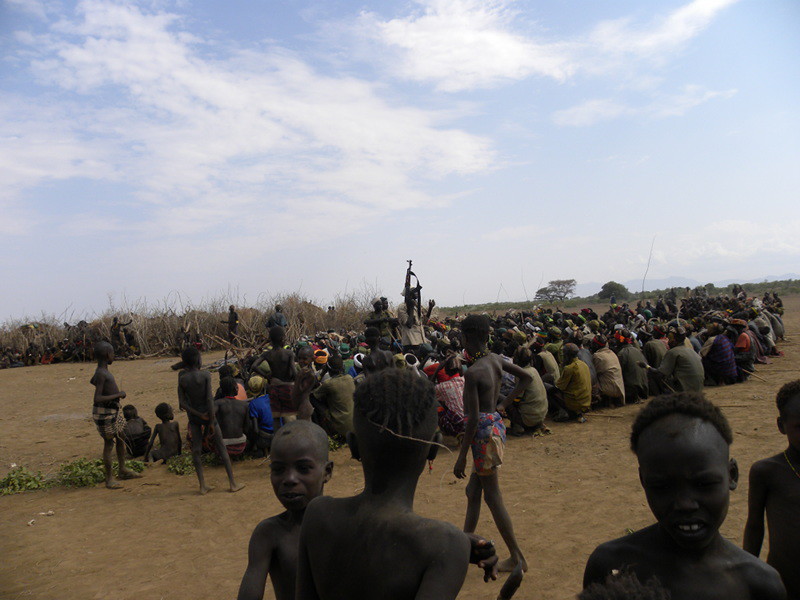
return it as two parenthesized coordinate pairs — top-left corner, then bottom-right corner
(556, 360), (592, 413)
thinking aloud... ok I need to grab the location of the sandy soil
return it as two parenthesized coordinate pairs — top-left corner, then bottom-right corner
(1, 298), (797, 600)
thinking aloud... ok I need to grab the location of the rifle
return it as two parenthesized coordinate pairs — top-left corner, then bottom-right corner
(404, 260), (423, 321)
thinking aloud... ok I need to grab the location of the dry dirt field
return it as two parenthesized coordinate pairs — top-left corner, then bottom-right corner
(2, 298), (798, 600)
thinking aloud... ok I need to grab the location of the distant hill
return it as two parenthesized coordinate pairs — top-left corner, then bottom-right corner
(575, 273), (800, 297)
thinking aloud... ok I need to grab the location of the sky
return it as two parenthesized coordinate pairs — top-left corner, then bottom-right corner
(2, 0), (799, 321)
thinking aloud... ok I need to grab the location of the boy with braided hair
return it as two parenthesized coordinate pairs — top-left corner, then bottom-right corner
(296, 369), (498, 600)
(584, 392), (785, 600)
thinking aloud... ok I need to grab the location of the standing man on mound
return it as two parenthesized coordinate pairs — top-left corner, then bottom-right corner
(454, 314), (531, 575)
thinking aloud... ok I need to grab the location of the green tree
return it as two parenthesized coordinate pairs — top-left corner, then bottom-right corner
(598, 281), (630, 301)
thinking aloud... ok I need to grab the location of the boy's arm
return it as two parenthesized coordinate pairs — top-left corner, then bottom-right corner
(454, 371), (479, 479)
(143, 425), (159, 461)
(174, 422), (182, 453)
(295, 518), (322, 600)
(205, 372), (216, 426)
(498, 361), (532, 412)
(92, 371), (125, 404)
(743, 461), (768, 557)
(177, 380), (201, 417)
(237, 521), (276, 600)
(414, 531), (470, 600)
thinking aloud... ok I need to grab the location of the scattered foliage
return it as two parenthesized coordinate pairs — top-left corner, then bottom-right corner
(0, 466), (50, 495)
(57, 458), (145, 487)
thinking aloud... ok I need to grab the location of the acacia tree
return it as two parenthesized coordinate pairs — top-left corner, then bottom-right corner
(535, 279), (577, 302)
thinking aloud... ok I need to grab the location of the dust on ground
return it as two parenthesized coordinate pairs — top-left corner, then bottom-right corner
(1, 298), (797, 600)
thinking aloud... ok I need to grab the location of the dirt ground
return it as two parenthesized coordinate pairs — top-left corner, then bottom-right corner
(1, 298), (797, 600)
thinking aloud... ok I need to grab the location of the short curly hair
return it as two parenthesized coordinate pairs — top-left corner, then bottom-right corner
(630, 392), (732, 453)
(461, 314), (490, 339)
(155, 402), (172, 420)
(776, 380), (800, 416)
(354, 368), (435, 437)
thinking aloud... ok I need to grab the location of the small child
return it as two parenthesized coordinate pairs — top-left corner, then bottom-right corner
(144, 403), (181, 464)
(296, 369), (496, 600)
(90, 341), (141, 489)
(122, 404), (152, 458)
(237, 421), (333, 600)
(583, 392), (786, 600)
(743, 380), (800, 599)
(178, 346), (244, 495)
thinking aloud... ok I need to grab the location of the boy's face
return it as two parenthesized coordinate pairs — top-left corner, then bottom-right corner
(270, 436), (332, 512)
(778, 397), (800, 452)
(637, 415), (737, 551)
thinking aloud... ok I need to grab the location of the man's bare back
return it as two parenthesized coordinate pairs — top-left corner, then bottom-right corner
(267, 348), (295, 382)
(299, 496), (470, 600)
(179, 369), (212, 420)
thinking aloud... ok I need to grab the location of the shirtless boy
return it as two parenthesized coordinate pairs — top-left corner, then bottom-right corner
(90, 341), (141, 489)
(238, 421), (333, 600)
(454, 314), (531, 574)
(296, 369), (491, 600)
(583, 392), (786, 600)
(743, 380), (800, 599)
(215, 377), (250, 458)
(144, 402), (181, 463)
(177, 346), (245, 494)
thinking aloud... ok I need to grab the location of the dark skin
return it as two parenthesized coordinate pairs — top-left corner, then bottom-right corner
(296, 407), (472, 600)
(215, 395), (250, 439)
(454, 328), (531, 573)
(238, 428), (333, 600)
(743, 397), (800, 599)
(239, 425), (495, 600)
(583, 415), (786, 600)
(144, 407), (181, 463)
(178, 359), (245, 495)
(90, 344), (140, 488)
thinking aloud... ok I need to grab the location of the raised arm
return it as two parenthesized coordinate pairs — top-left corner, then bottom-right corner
(237, 521), (276, 600)
(743, 462), (768, 556)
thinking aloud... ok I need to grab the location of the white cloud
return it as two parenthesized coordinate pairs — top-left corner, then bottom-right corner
(358, 0), (576, 92)
(6, 0), (493, 240)
(588, 0), (739, 58)
(358, 0), (739, 92)
(553, 85), (737, 126)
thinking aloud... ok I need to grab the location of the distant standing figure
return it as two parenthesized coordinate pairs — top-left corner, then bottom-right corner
(222, 305), (239, 342)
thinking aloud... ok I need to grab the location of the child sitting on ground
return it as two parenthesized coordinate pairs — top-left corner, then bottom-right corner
(743, 380), (800, 599)
(296, 369), (498, 600)
(583, 392), (786, 600)
(122, 404), (151, 458)
(144, 403), (181, 463)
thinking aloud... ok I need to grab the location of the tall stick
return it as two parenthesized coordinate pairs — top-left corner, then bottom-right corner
(642, 235), (656, 294)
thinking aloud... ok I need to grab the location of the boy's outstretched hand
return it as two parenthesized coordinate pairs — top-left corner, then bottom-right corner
(466, 533), (498, 582)
(453, 454), (467, 479)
